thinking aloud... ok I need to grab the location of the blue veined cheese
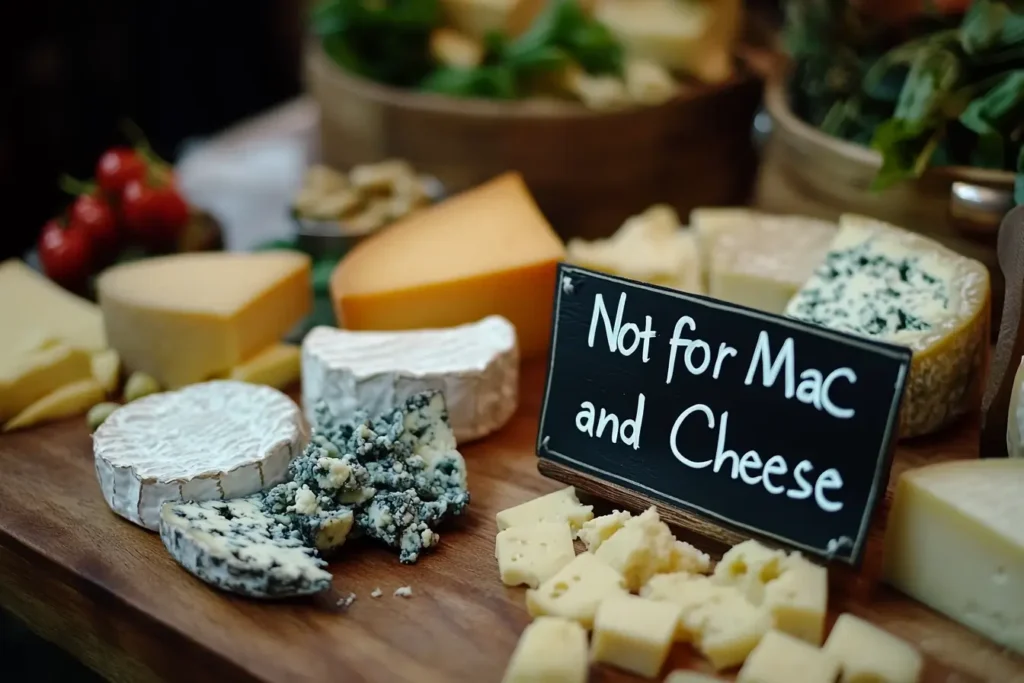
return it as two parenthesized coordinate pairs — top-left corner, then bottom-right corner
(159, 496), (332, 599)
(784, 215), (990, 437)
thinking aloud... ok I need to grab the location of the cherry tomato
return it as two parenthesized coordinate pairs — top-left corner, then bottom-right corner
(68, 193), (119, 259)
(121, 176), (189, 248)
(96, 147), (146, 196)
(38, 219), (94, 287)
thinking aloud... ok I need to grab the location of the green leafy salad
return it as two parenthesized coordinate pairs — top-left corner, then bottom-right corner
(784, 0), (1023, 204)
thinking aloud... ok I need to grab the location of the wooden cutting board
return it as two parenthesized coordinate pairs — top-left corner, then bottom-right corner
(0, 362), (1021, 683)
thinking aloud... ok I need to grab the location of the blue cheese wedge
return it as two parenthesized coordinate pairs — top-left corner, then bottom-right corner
(785, 214), (990, 437)
(159, 496), (331, 599)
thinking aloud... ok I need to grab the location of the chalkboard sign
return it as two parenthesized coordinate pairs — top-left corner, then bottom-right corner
(537, 264), (912, 565)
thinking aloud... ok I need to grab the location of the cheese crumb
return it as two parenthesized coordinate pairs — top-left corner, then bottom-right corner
(370, 587), (382, 598)
(394, 586), (413, 598)
(336, 592), (356, 611)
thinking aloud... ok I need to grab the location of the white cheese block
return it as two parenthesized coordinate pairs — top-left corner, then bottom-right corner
(302, 316), (518, 443)
(883, 459), (1024, 655)
(159, 496), (332, 598)
(94, 380), (304, 531)
(785, 214), (990, 438)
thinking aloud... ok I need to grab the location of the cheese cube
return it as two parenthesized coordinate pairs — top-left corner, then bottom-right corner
(577, 510), (631, 552)
(785, 214), (990, 438)
(497, 487), (594, 532)
(526, 552), (627, 629)
(594, 506), (707, 591)
(227, 343), (300, 390)
(883, 459), (1024, 655)
(0, 342), (93, 421)
(823, 613), (922, 683)
(762, 554), (828, 645)
(738, 630), (840, 683)
(501, 616), (588, 683)
(664, 673), (725, 683)
(691, 208), (836, 314)
(495, 521), (576, 588)
(642, 575), (771, 670)
(330, 173), (565, 359)
(590, 594), (679, 678)
(711, 539), (786, 604)
(97, 252), (312, 388)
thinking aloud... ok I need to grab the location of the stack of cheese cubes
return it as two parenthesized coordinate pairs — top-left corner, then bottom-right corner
(495, 486), (924, 682)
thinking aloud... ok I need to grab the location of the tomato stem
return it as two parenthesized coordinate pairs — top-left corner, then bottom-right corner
(59, 174), (97, 197)
(120, 119), (169, 167)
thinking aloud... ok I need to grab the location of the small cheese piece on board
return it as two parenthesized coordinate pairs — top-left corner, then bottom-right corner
(0, 258), (106, 355)
(91, 349), (121, 394)
(94, 381), (303, 531)
(785, 214), (990, 437)
(691, 208), (836, 314)
(641, 574), (772, 669)
(495, 521), (576, 588)
(711, 539), (786, 604)
(439, 0), (546, 41)
(1007, 355), (1024, 457)
(228, 343), (300, 390)
(497, 486), (594, 532)
(665, 673), (725, 683)
(823, 613), (923, 683)
(3, 377), (104, 432)
(566, 205), (703, 294)
(594, 0), (741, 83)
(501, 616), (588, 683)
(159, 496), (331, 599)
(302, 316), (518, 443)
(0, 342), (93, 422)
(577, 510), (632, 552)
(762, 554), (828, 646)
(330, 172), (565, 360)
(737, 630), (840, 683)
(97, 251), (312, 388)
(526, 552), (628, 628)
(883, 459), (1024, 655)
(590, 594), (679, 678)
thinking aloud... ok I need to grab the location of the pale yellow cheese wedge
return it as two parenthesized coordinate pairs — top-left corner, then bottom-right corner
(3, 378), (105, 432)
(228, 343), (301, 390)
(91, 349), (121, 394)
(0, 342), (93, 422)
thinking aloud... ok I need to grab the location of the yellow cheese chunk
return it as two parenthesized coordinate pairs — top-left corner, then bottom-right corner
(761, 554), (828, 646)
(3, 378), (104, 432)
(883, 459), (1024, 655)
(496, 487), (594, 532)
(577, 510), (632, 552)
(0, 259), (106, 356)
(97, 251), (312, 389)
(330, 173), (565, 360)
(785, 214), (990, 438)
(429, 28), (484, 69)
(439, 0), (547, 40)
(227, 343), (300, 390)
(641, 574), (772, 669)
(664, 673), (725, 683)
(590, 594), (679, 678)
(0, 342), (93, 421)
(823, 613), (923, 683)
(526, 552), (628, 629)
(501, 616), (588, 683)
(711, 539), (786, 604)
(566, 205), (703, 294)
(495, 521), (576, 588)
(690, 208), (836, 314)
(737, 630), (840, 683)
(91, 349), (121, 394)
(594, 0), (741, 83)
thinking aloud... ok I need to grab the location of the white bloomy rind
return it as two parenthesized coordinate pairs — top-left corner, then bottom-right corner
(302, 315), (519, 442)
(94, 380), (304, 531)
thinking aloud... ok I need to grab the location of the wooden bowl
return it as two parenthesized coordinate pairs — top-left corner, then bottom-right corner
(305, 41), (764, 241)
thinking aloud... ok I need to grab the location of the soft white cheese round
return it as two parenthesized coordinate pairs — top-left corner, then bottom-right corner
(93, 380), (305, 530)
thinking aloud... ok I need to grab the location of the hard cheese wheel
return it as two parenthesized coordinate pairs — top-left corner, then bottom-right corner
(94, 380), (304, 530)
(301, 315), (518, 443)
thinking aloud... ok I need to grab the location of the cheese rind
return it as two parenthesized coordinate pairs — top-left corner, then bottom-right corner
(330, 172), (565, 360)
(785, 214), (990, 437)
(526, 552), (628, 628)
(93, 381), (303, 531)
(501, 616), (588, 683)
(497, 486), (594, 532)
(823, 613), (923, 683)
(883, 459), (1024, 655)
(495, 521), (576, 588)
(302, 316), (518, 443)
(590, 594), (679, 678)
(97, 251), (312, 388)
(737, 630), (840, 683)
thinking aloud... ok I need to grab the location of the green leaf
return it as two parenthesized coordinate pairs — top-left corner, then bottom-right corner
(1015, 146), (1024, 205)
(870, 118), (944, 190)
(961, 0), (1024, 54)
(504, 45), (570, 73)
(564, 20), (623, 75)
(958, 71), (1024, 168)
(862, 31), (958, 102)
(893, 45), (963, 127)
(420, 65), (518, 99)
